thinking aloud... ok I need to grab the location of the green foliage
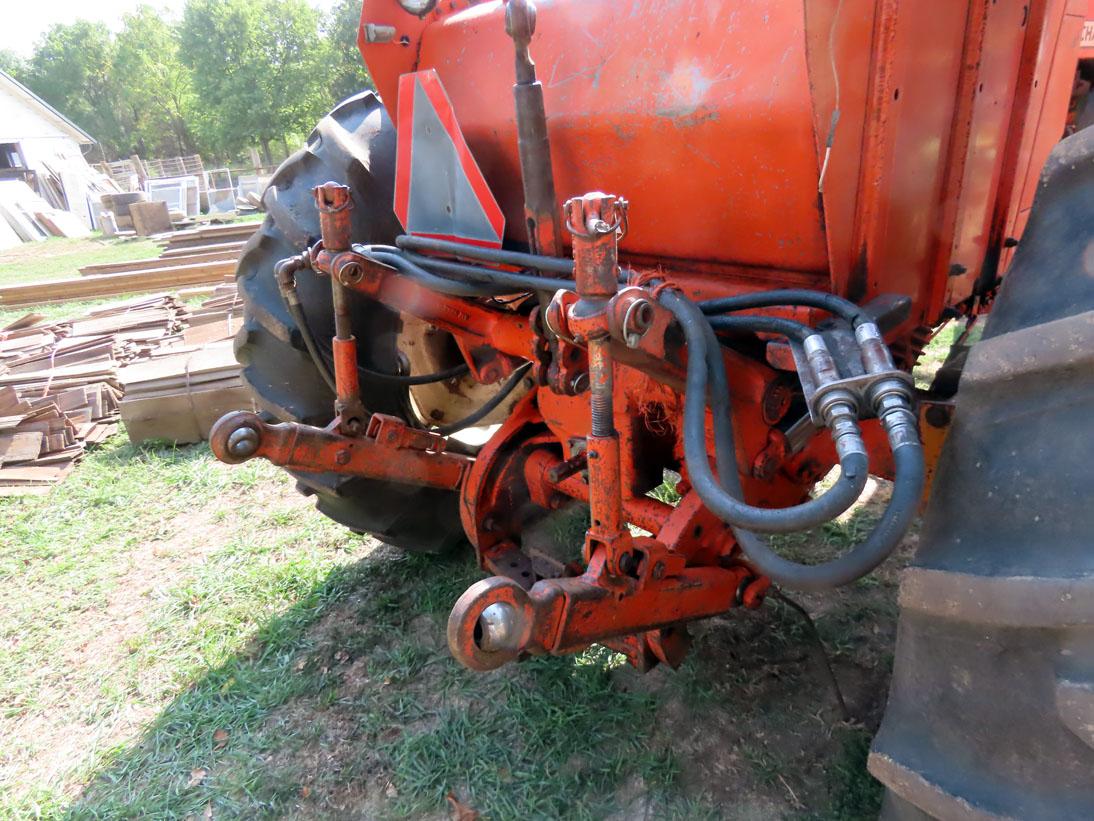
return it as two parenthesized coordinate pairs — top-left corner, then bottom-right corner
(325, 0), (373, 103)
(180, 0), (331, 162)
(114, 6), (199, 157)
(24, 21), (127, 156)
(0, 48), (26, 79)
(13, 0), (376, 164)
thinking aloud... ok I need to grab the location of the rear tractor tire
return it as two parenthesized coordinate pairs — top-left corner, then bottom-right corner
(870, 128), (1094, 818)
(234, 91), (463, 552)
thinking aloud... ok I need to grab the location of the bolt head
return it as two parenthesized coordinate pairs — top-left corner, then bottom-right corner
(227, 426), (259, 458)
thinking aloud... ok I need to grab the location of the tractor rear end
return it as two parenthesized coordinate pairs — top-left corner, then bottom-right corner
(213, 1), (1094, 816)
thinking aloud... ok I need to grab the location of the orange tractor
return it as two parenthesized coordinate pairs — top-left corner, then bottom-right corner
(210, 1), (1094, 816)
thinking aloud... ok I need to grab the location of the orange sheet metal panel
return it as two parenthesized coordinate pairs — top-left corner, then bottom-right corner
(360, 0), (1077, 331)
(940, 0), (1031, 312)
(1001, 0), (1092, 268)
(369, 0), (832, 274)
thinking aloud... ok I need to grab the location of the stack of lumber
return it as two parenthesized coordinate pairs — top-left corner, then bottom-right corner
(119, 285), (253, 445)
(0, 220), (257, 308)
(0, 295), (188, 494)
(119, 345), (254, 447)
(182, 285), (243, 345)
(160, 221), (258, 254)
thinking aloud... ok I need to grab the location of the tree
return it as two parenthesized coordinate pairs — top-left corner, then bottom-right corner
(24, 22), (131, 157)
(114, 7), (199, 157)
(181, 0), (331, 164)
(325, 0), (374, 103)
(0, 49), (27, 80)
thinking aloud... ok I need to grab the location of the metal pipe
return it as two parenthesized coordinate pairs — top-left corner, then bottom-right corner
(567, 192), (627, 547)
(314, 182), (367, 433)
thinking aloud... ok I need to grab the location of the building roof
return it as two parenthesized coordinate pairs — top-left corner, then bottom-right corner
(0, 70), (95, 145)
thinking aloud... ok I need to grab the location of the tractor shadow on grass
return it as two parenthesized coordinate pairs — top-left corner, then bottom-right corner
(69, 484), (906, 821)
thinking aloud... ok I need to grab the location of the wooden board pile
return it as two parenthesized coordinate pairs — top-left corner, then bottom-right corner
(120, 284), (253, 446)
(0, 221), (258, 308)
(118, 338), (255, 447)
(0, 295), (189, 494)
(159, 221), (258, 253)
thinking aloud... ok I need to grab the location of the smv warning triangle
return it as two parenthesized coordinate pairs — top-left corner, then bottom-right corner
(394, 69), (505, 248)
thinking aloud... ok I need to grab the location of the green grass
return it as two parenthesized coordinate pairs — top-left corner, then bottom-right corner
(0, 436), (901, 819)
(913, 319), (984, 389)
(0, 437), (365, 817)
(0, 291), (213, 329)
(0, 236), (163, 287)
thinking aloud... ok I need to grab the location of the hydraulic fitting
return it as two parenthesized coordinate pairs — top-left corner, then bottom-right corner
(855, 323), (919, 450)
(802, 334), (867, 461)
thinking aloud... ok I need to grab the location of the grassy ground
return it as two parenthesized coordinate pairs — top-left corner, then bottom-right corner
(0, 237), (163, 288)
(1, 434), (910, 820)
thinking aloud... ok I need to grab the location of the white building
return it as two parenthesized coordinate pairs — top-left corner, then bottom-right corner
(0, 70), (114, 241)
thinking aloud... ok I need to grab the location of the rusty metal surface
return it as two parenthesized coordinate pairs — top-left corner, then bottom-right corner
(210, 410), (471, 490)
(359, 0), (1085, 342)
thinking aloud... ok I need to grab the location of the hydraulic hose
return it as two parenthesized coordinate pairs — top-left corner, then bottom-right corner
(699, 289), (867, 327)
(661, 291), (867, 533)
(662, 290), (925, 591)
(400, 250), (576, 293)
(434, 361), (533, 435)
(357, 361), (470, 385)
(275, 257), (338, 393)
(276, 257), (474, 391)
(707, 314), (814, 343)
(360, 248), (503, 297)
(396, 234), (576, 275)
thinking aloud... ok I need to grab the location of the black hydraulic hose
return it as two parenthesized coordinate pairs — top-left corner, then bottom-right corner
(434, 361), (533, 435)
(400, 250), (576, 293)
(661, 291), (867, 533)
(707, 314), (814, 343)
(278, 280), (338, 393)
(396, 234), (576, 275)
(358, 361), (470, 385)
(663, 290), (924, 591)
(277, 258), (473, 392)
(699, 289), (867, 327)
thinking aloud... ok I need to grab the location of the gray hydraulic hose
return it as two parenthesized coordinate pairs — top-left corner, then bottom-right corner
(400, 250), (576, 293)
(663, 290), (925, 591)
(396, 234), (576, 275)
(361, 248), (502, 297)
(660, 291), (867, 533)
